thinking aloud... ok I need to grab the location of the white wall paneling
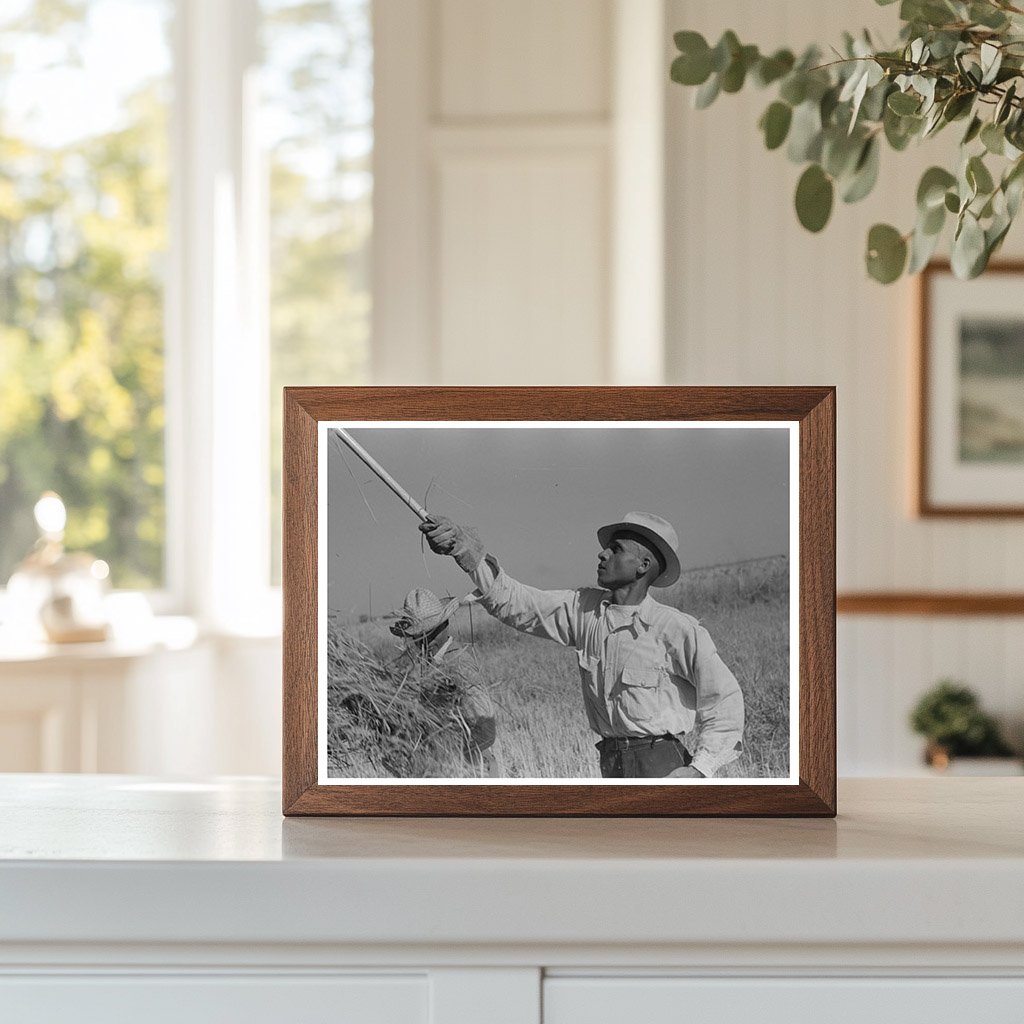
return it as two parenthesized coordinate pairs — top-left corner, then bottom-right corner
(665, 0), (1024, 774)
(374, 0), (663, 385)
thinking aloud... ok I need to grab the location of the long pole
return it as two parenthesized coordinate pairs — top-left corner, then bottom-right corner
(332, 428), (430, 522)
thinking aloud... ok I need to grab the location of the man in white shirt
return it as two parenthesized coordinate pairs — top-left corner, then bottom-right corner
(420, 510), (744, 779)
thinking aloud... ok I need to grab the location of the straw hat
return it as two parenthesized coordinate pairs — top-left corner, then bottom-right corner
(597, 511), (681, 588)
(390, 588), (460, 639)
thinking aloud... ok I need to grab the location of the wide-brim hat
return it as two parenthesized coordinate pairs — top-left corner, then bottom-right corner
(391, 588), (461, 639)
(597, 511), (680, 588)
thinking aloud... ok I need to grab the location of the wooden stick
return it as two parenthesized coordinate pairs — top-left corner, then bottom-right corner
(333, 428), (430, 522)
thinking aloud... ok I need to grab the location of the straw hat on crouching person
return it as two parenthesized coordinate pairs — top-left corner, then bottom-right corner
(390, 587), (498, 775)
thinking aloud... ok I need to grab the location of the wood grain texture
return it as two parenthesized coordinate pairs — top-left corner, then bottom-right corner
(838, 592), (1024, 616)
(916, 260), (1024, 518)
(282, 387), (836, 817)
(282, 391), (318, 813)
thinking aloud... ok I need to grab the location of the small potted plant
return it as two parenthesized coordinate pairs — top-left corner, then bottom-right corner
(910, 680), (1019, 773)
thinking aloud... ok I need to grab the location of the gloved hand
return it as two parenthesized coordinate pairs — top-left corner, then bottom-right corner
(419, 515), (485, 573)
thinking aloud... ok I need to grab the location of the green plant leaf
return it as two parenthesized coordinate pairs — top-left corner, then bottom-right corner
(951, 211), (986, 278)
(760, 101), (792, 150)
(970, 2), (1009, 29)
(753, 49), (795, 87)
(921, 199), (946, 235)
(888, 90), (921, 115)
(995, 82), (1017, 125)
(981, 122), (1005, 155)
(942, 91), (974, 123)
(822, 128), (863, 178)
(795, 164), (834, 232)
(908, 221), (942, 273)
(694, 73), (721, 109)
(866, 223), (907, 283)
(861, 79), (892, 122)
(962, 115), (983, 145)
(884, 106), (923, 150)
(671, 54), (710, 87)
(980, 41), (1002, 86)
(787, 100), (823, 162)
(779, 73), (807, 106)
(842, 137), (880, 203)
(944, 190), (960, 213)
(721, 44), (759, 92)
(967, 154), (995, 195)
(1004, 157), (1024, 216)
(917, 166), (957, 210)
(710, 31), (740, 73)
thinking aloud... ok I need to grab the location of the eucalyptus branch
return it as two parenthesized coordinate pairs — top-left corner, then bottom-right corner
(670, 3), (1024, 283)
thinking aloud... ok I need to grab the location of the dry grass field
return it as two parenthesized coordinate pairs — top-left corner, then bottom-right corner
(327, 556), (790, 779)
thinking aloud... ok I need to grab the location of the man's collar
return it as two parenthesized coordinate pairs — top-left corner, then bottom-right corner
(600, 592), (656, 629)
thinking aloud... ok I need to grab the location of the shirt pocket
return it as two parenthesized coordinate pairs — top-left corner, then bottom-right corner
(615, 644), (668, 727)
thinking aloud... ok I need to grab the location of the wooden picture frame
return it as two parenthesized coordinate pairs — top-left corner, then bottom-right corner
(917, 261), (1024, 517)
(283, 387), (836, 816)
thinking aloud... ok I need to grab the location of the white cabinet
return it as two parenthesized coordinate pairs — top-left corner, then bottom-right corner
(545, 977), (1024, 1023)
(0, 976), (428, 1024)
(1, 777), (1022, 1023)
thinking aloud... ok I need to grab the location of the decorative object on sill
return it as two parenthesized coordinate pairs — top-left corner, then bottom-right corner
(916, 261), (1024, 516)
(4, 492), (111, 644)
(670, 1), (1024, 283)
(910, 679), (1019, 772)
(282, 385), (836, 818)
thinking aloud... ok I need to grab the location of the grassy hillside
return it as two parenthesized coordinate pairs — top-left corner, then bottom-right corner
(327, 556), (790, 779)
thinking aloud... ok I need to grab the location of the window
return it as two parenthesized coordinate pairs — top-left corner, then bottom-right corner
(0, 0), (374, 621)
(0, 0), (173, 589)
(261, 0), (373, 582)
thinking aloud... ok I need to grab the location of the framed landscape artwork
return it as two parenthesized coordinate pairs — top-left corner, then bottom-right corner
(282, 387), (836, 817)
(918, 262), (1024, 516)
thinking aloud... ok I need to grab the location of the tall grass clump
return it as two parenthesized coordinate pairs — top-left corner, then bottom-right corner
(325, 617), (483, 778)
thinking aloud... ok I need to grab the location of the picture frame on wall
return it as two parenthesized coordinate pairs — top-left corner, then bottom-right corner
(918, 261), (1024, 517)
(282, 387), (836, 817)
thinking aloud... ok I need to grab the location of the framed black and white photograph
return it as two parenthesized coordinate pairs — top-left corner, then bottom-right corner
(918, 261), (1024, 517)
(283, 387), (835, 816)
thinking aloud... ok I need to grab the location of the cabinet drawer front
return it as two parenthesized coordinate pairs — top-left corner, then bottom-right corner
(0, 975), (427, 1024)
(545, 977), (1024, 1023)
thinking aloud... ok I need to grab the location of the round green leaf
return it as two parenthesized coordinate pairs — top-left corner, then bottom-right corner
(981, 122), (1006, 155)
(967, 155), (995, 196)
(943, 92), (974, 123)
(962, 116), (983, 145)
(952, 213), (987, 278)
(760, 101), (792, 150)
(795, 164), (834, 233)
(866, 223), (908, 284)
(884, 107), (924, 151)
(694, 73), (721, 109)
(787, 101), (823, 162)
(908, 223), (942, 274)
(888, 91), (920, 116)
(944, 190), (961, 214)
(917, 166), (957, 211)
(779, 74), (807, 106)
(671, 32), (712, 86)
(754, 49), (794, 87)
(842, 137), (880, 204)
(710, 31), (740, 73)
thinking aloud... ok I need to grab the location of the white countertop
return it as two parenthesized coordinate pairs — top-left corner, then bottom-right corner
(2, 776), (1022, 951)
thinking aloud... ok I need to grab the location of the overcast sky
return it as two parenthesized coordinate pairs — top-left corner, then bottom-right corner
(326, 425), (792, 618)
